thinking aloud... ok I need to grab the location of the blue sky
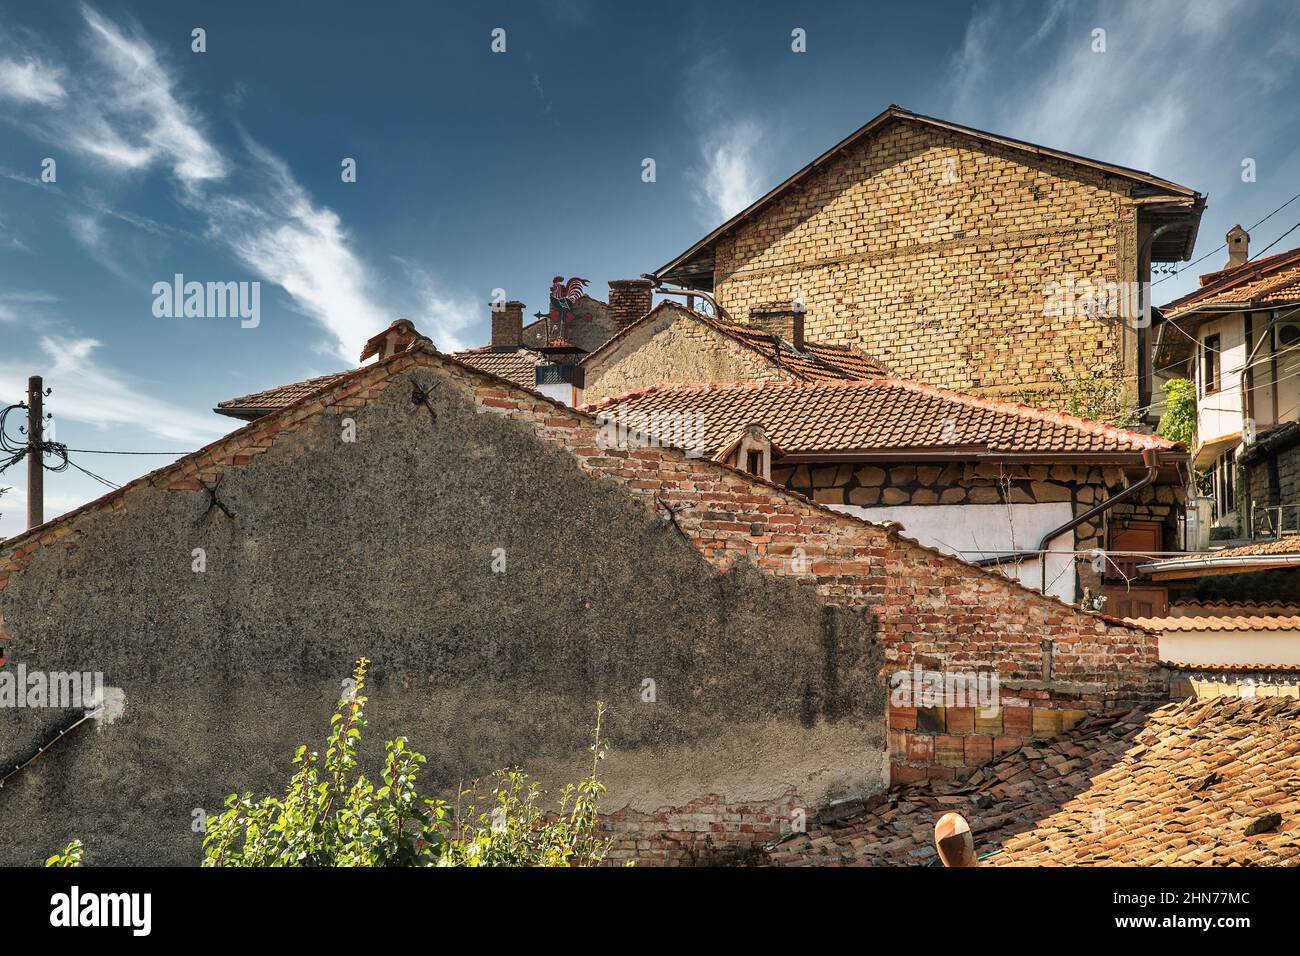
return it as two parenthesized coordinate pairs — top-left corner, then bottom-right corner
(1, 0), (1299, 536)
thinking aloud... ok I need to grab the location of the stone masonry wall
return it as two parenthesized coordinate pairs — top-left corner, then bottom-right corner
(773, 459), (1182, 603)
(582, 305), (791, 405)
(711, 119), (1142, 403)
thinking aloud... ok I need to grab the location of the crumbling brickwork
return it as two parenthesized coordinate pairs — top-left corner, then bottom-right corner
(710, 120), (1143, 402)
(0, 349), (1164, 865)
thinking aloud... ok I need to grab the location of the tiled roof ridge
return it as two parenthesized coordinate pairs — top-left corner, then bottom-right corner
(1134, 613), (1300, 632)
(578, 299), (885, 381)
(1172, 599), (1300, 612)
(1161, 244), (1300, 315)
(0, 344), (1156, 637)
(878, 377), (1181, 451)
(217, 370), (351, 410)
(1162, 660), (1300, 673)
(582, 376), (1183, 453)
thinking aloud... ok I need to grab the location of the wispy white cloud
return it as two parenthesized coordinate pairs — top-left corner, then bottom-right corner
(692, 118), (764, 223)
(0, 56), (66, 105)
(0, 336), (227, 445)
(75, 6), (227, 187)
(201, 139), (395, 361)
(682, 46), (771, 226)
(394, 256), (477, 353)
(0, 290), (57, 322)
(0, 6), (472, 362)
(946, 0), (1292, 178)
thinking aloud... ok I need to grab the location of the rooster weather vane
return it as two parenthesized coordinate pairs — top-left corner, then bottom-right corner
(539, 276), (591, 345)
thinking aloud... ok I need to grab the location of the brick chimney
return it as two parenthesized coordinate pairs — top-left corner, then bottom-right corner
(491, 300), (525, 350)
(1225, 224), (1250, 270)
(608, 279), (654, 328)
(749, 304), (806, 351)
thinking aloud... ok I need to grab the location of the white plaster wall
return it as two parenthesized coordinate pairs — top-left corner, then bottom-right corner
(829, 502), (1077, 602)
(1161, 631), (1300, 666)
(1196, 313), (1246, 445)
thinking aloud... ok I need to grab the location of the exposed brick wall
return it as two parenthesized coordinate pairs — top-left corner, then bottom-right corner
(607, 279), (655, 329)
(451, 355), (1168, 792)
(710, 119), (1142, 403)
(0, 348), (1166, 863)
(602, 792), (803, 866)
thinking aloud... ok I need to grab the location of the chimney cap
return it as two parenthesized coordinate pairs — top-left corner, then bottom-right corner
(935, 812), (977, 867)
(1224, 224), (1251, 271)
(360, 318), (423, 362)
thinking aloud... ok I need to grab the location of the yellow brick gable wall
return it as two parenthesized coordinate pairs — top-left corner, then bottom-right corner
(712, 120), (1141, 403)
(582, 307), (793, 404)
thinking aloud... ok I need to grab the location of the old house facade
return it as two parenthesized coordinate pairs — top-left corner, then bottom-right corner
(1156, 234), (1300, 535)
(654, 105), (1205, 411)
(587, 378), (1188, 610)
(580, 300), (888, 405)
(0, 345), (1163, 865)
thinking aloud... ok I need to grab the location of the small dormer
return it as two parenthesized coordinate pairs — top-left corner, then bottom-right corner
(360, 319), (421, 363)
(714, 423), (777, 480)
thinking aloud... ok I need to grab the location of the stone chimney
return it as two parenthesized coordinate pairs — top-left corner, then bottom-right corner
(490, 300), (525, 350)
(1226, 224), (1250, 270)
(608, 279), (654, 328)
(749, 303), (806, 351)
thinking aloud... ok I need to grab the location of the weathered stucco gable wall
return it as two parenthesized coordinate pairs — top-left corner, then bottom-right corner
(582, 306), (791, 404)
(712, 119), (1141, 402)
(0, 350), (1164, 864)
(0, 355), (883, 866)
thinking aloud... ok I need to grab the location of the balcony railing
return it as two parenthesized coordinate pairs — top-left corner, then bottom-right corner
(1251, 502), (1300, 540)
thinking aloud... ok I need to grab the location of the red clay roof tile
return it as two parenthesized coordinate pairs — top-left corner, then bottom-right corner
(584, 378), (1183, 458)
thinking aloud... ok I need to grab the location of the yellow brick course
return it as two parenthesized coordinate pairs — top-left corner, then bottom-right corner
(712, 121), (1141, 401)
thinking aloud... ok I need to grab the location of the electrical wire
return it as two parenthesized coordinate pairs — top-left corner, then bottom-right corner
(1152, 191), (1300, 287)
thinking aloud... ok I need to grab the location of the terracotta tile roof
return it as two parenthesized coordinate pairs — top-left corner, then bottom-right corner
(580, 301), (890, 383)
(992, 696), (1300, 866)
(215, 372), (350, 418)
(1202, 535), (1300, 559)
(766, 697), (1300, 867)
(1163, 661), (1300, 674)
(450, 347), (544, 389)
(1170, 600), (1300, 617)
(215, 348), (549, 418)
(1161, 246), (1300, 319)
(584, 378), (1183, 459)
(1133, 614), (1300, 632)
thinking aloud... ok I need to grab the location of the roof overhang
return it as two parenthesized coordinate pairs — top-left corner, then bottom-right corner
(1140, 553), (1300, 581)
(1193, 431), (1240, 468)
(213, 406), (276, 421)
(654, 104), (1205, 288)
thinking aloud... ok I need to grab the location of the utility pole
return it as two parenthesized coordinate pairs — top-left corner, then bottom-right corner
(26, 375), (42, 529)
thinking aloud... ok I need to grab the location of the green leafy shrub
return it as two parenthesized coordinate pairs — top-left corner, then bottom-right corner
(52, 659), (614, 867)
(203, 659), (612, 867)
(45, 840), (83, 867)
(1157, 378), (1196, 447)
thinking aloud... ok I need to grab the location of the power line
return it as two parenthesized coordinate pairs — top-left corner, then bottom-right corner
(63, 448), (189, 456)
(64, 458), (121, 490)
(1152, 190), (1300, 287)
(1249, 219), (1300, 263)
